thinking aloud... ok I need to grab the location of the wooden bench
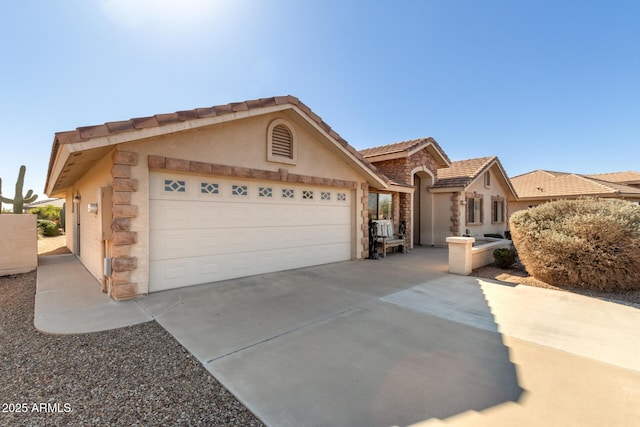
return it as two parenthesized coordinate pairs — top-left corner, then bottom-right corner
(372, 220), (407, 258)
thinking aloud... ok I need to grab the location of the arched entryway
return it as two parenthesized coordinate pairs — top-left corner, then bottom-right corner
(412, 169), (435, 246)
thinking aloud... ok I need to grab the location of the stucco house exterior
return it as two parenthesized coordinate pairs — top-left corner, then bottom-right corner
(45, 95), (518, 300)
(431, 156), (517, 244)
(509, 170), (640, 215)
(45, 96), (405, 299)
(359, 138), (451, 247)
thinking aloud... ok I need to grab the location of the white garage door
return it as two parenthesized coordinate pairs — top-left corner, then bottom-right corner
(149, 171), (354, 292)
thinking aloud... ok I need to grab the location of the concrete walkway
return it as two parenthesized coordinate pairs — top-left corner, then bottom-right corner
(35, 255), (152, 334)
(35, 249), (640, 426)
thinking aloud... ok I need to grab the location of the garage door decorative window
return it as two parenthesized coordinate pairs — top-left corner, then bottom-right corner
(321, 191), (331, 201)
(165, 179), (186, 192)
(232, 185), (248, 196)
(302, 190), (314, 200)
(201, 182), (219, 194)
(282, 188), (294, 199)
(259, 187), (273, 197)
(337, 193), (347, 201)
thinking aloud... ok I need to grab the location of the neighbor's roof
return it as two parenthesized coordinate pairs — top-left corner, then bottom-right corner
(585, 171), (640, 185)
(45, 95), (389, 196)
(511, 170), (640, 199)
(359, 137), (451, 168)
(433, 156), (496, 188)
(431, 156), (518, 198)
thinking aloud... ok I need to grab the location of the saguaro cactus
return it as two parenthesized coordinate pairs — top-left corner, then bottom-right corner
(0, 165), (38, 214)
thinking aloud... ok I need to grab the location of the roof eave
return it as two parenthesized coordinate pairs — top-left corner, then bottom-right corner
(45, 99), (389, 194)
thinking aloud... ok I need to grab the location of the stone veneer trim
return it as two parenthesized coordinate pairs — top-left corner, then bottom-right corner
(110, 150), (138, 301)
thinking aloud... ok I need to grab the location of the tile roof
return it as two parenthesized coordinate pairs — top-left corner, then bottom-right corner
(586, 171), (640, 184)
(511, 170), (640, 199)
(359, 137), (451, 163)
(432, 156), (496, 188)
(46, 95), (388, 193)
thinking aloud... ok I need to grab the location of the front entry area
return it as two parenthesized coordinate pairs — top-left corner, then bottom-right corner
(149, 171), (354, 292)
(413, 171), (434, 246)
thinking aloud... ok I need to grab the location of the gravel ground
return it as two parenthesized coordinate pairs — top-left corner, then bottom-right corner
(0, 272), (264, 426)
(37, 235), (70, 256)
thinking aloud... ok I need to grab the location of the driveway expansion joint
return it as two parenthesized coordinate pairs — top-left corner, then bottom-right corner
(206, 306), (363, 364)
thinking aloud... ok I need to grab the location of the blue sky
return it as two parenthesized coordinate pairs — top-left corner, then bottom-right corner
(1, 0), (638, 204)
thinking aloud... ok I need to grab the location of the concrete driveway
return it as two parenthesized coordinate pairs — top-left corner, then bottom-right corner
(132, 247), (640, 427)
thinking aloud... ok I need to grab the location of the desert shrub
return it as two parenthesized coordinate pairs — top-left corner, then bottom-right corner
(509, 199), (640, 291)
(493, 248), (517, 269)
(37, 219), (60, 237)
(30, 205), (61, 222)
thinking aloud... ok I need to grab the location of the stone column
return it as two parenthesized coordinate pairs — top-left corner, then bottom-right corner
(446, 236), (475, 275)
(110, 150), (139, 300)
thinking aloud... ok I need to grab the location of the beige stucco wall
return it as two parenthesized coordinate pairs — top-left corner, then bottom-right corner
(66, 151), (114, 284)
(432, 192), (454, 247)
(120, 111), (368, 294)
(459, 167), (511, 239)
(0, 214), (37, 276)
(433, 167), (513, 246)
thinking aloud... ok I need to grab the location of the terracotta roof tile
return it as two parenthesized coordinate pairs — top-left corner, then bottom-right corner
(78, 124), (110, 139)
(433, 157), (496, 188)
(154, 113), (181, 125)
(176, 109), (199, 121)
(259, 97), (277, 107)
(359, 137), (451, 166)
(245, 99), (262, 109)
(511, 170), (640, 199)
(230, 102), (249, 112)
(55, 130), (82, 144)
(586, 171), (640, 184)
(106, 120), (136, 134)
(194, 107), (217, 118)
(360, 138), (426, 157)
(132, 116), (158, 129)
(46, 95), (390, 194)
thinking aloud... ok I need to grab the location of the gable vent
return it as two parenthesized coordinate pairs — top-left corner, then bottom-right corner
(271, 124), (293, 158)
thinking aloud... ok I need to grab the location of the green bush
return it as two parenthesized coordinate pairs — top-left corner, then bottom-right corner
(37, 219), (60, 237)
(493, 248), (517, 269)
(510, 199), (640, 291)
(30, 205), (61, 222)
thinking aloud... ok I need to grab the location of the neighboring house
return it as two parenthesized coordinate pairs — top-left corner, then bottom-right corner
(585, 171), (640, 189)
(45, 96), (391, 299)
(509, 170), (640, 215)
(23, 198), (65, 213)
(431, 156), (517, 244)
(359, 138), (451, 247)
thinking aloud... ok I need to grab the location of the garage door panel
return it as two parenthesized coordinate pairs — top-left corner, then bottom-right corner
(150, 172), (355, 292)
(150, 241), (351, 292)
